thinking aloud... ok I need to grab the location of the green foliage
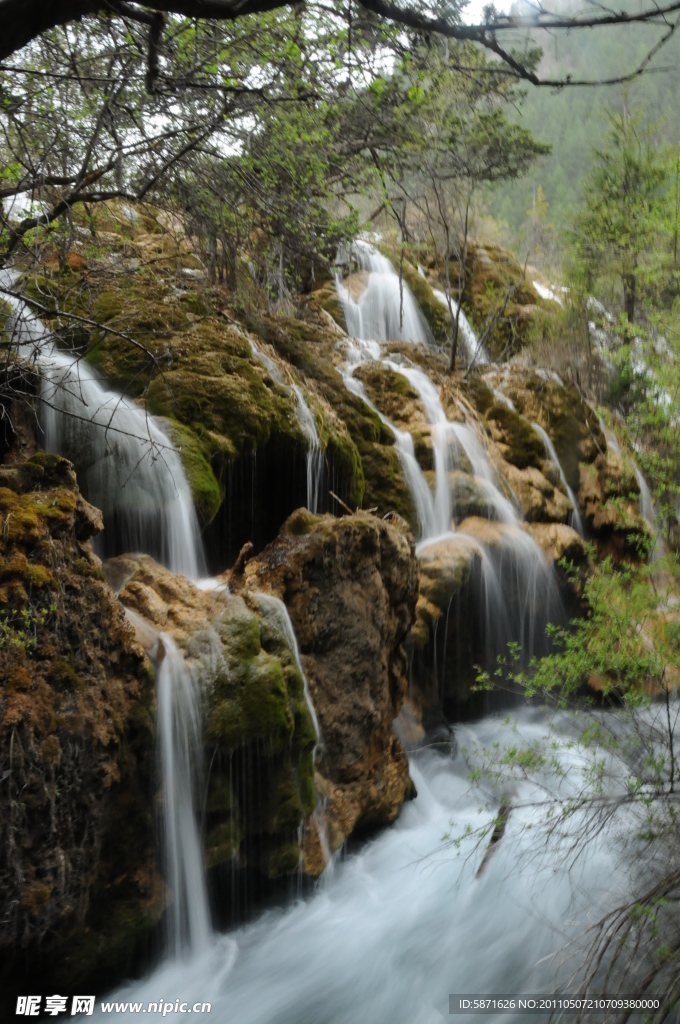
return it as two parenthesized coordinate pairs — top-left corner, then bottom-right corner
(514, 556), (677, 701)
(0, 603), (57, 656)
(571, 103), (669, 323)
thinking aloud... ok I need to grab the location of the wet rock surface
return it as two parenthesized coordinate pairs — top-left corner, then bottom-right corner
(0, 454), (159, 1010)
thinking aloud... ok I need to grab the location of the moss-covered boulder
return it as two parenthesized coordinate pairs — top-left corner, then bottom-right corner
(0, 454), (159, 1014)
(246, 310), (421, 524)
(114, 555), (316, 880)
(243, 509), (419, 867)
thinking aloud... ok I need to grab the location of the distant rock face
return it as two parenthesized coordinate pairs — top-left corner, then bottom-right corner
(0, 454), (159, 1011)
(242, 509), (419, 868)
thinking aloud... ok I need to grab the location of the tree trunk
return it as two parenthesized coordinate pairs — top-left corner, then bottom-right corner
(449, 310), (460, 372)
(623, 272), (636, 323)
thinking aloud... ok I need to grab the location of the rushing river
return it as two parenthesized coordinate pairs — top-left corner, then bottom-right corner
(93, 707), (634, 1024)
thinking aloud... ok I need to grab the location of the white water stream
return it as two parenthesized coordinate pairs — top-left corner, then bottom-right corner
(5, 259), (653, 1020)
(335, 241), (433, 346)
(156, 634), (213, 956)
(249, 339), (323, 513)
(432, 287), (490, 366)
(250, 592), (321, 743)
(0, 269), (204, 578)
(92, 706), (639, 1023)
(531, 421), (585, 537)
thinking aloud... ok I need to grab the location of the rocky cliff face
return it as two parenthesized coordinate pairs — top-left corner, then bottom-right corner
(111, 509), (419, 883)
(0, 454), (160, 1008)
(0, 451), (420, 1001)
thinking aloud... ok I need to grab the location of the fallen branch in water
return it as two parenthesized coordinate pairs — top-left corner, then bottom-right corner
(476, 797), (511, 878)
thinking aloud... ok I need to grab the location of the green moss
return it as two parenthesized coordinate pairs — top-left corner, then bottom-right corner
(284, 508), (318, 536)
(327, 427), (364, 509)
(309, 280), (346, 330)
(73, 559), (106, 582)
(260, 841), (302, 878)
(486, 404), (545, 470)
(246, 312), (401, 518)
(205, 820), (241, 868)
(537, 383), (601, 491)
(397, 261), (449, 344)
(48, 658), (81, 691)
(207, 652), (293, 751)
(160, 418), (221, 526)
(215, 600), (261, 660)
(461, 375), (495, 416)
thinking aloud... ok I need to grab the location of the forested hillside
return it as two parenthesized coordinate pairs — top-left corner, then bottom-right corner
(491, 1), (680, 236)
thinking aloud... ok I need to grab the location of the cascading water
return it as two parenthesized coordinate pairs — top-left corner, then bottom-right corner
(292, 385), (324, 515)
(249, 339), (324, 513)
(342, 350), (440, 539)
(635, 466), (655, 528)
(432, 286), (490, 366)
(1, 270), (204, 578)
(531, 421), (585, 536)
(156, 633), (212, 956)
(335, 240), (433, 346)
(598, 418), (659, 553)
(340, 329), (563, 680)
(62, 241), (658, 1023)
(92, 707), (641, 1023)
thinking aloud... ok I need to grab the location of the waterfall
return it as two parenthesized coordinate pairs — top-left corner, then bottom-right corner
(157, 634), (212, 956)
(342, 356), (439, 539)
(383, 362), (455, 536)
(340, 331), (563, 672)
(432, 287), (490, 366)
(249, 339), (324, 513)
(635, 466), (655, 528)
(335, 241), (433, 345)
(292, 386), (323, 515)
(531, 421), (585, 536)
(1, 270), (204, 578)
(598, 418), (659, 551)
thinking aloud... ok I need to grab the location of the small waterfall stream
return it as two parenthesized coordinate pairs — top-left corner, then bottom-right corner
(340, 330), (563, 672)
(1, 270), (204, 578)
(249, 339), (324, 513)
(335, 241), (433, 346)
(431, 286), (490, 366)
(156, 634), (213, 956)
(531, 421), (585, 536)
(250, 592), (321, 744)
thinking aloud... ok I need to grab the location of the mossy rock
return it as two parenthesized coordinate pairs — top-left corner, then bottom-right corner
(460, 375), (495, 417)
(528, 380), (603, 492)
(485, 404), (545, 471)
(245, 312), (428, 522)
(309, 280), (346, 330)
(159, 417), (221, 526)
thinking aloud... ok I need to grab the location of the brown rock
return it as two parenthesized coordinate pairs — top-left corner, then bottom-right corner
(0, 456), (158, 1010)
(502, 463), (572, 523)
(244, 508), (419, 860)
(526, 522), (587, 565)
